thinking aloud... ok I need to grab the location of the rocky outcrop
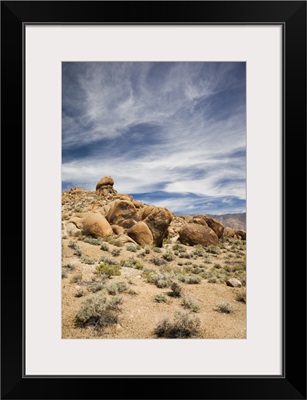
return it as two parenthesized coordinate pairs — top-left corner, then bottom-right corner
(224, 226), (246, 240)
(127, 221), (154, 246)
(191, 215), (224, 239)
(143, 207), (173, 247)
(203, 216), (224, 239)
(96, 175), (118, 197)
(179, 223), (219, 246)
(106, 200), (138, 228)
(82, 212), (113, 238)
(137, 205), (155, 220)
(96, 176), (114, 190)
(111, 224), (125, 235)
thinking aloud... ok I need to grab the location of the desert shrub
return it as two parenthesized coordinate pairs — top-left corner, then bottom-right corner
(100, 243), (110, 251)
(178, 274), (201, 284)
(70, 273), (82, 283)
(106, 281), (128, 295)
(126, 244), (137, 252)
(182, 297), (200, 313)
(206, 245), (221, 255)
(151, 256), (167, 266)
(154, 294), (168, 303)
(82, 236), (103, 246)
(75, 293), (122, 329)
(99, 256), (120, 266)
(107, 238), (123, 247)
(121, 258), (144, 269)
(111, 248), (121, 257)
(62, 263), (75, 271)
(68, 241), (78, 250)
(213, 263), (222, 269)
(153, 247), (162, 253)
(173, 244), (187, 253)
(144, 246), (151, 254)
(146, 271), (173, 289)
(81, 256), (97, 265)
(216, 302), (233, 314)
(154, 311), (200, 338)
(62, 263), (75, 278)
(163, 250), (175, 262)
(183, 264), (203, 275)
(179, 252), (191, 259)
(207, 277), (217, 283)
(96, 263), (121, 278)
(87, 281), (104, 293)
(170, 281), (182, 297)
(192, 246), (205, 257)
(235, 290), (246, 303)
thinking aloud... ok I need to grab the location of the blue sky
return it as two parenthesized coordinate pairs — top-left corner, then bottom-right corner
(62, 62), (246, 215)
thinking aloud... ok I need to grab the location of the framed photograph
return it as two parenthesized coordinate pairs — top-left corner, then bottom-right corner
(1, 1), (306, 399)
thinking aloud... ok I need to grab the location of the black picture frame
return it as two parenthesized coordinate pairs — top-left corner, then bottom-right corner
(1, 1), (306, 399)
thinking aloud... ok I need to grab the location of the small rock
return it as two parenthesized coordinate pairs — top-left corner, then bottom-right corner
(226, 278), (242, 287)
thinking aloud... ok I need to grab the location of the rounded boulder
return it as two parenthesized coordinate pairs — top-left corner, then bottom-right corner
(82, 212), (113, 238)
(179, 223), (219, 246)
(127, 221), (154, 246)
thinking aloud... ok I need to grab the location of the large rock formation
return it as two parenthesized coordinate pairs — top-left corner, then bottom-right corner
(106, 200), (138, 228)
(82, 212), (113, 238)
(143, 207), (173, 247)
(191, 215), (224, 239)
(127, 221), (154, 246)
(224, 226), (246, 240)
(179, 223), (219, 246)
(96, 175), (117, 197)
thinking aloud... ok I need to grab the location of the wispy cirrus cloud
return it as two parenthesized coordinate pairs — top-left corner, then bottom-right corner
(62, 62), (246, 215)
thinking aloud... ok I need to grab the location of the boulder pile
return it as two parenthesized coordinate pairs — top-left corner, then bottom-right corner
(62, 175), (246, 247)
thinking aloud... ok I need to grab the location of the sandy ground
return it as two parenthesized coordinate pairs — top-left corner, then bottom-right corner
(62, 237), (246, 339)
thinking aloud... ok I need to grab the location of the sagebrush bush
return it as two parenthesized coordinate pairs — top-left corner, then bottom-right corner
(154, 311), (201, 338)
(81, 256), (97, 265)
(96, 263), (121, 278)
(154, 294), (168, 303)
(178, 274), (202, 284)
(82, 236), (103, 246)
(144, 246), (151, 254)
(170, 281), (182, 297)
(121, 258), (143, 269)
(87, 281), (104, 293)
(106, 281), (128, 295)
(182, 297), (200, 313)
(163, 250), (175, 262)
(100, 243), (110, 251)
(151, 256), (167, 266)
(68, 241), (78, 250)
(99, 256), (120, 266)
(206, 245), (221, 255)
(126, 245), (137, 252)
(111, 248), (121, 257)
(216, 302), (233, 314)
(235, 290), (246, 303)
(75, 293), (122, 329)
(107, 238), (123, 247)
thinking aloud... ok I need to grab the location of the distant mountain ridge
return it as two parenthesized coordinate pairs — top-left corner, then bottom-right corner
(208, 213), (246, 230)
